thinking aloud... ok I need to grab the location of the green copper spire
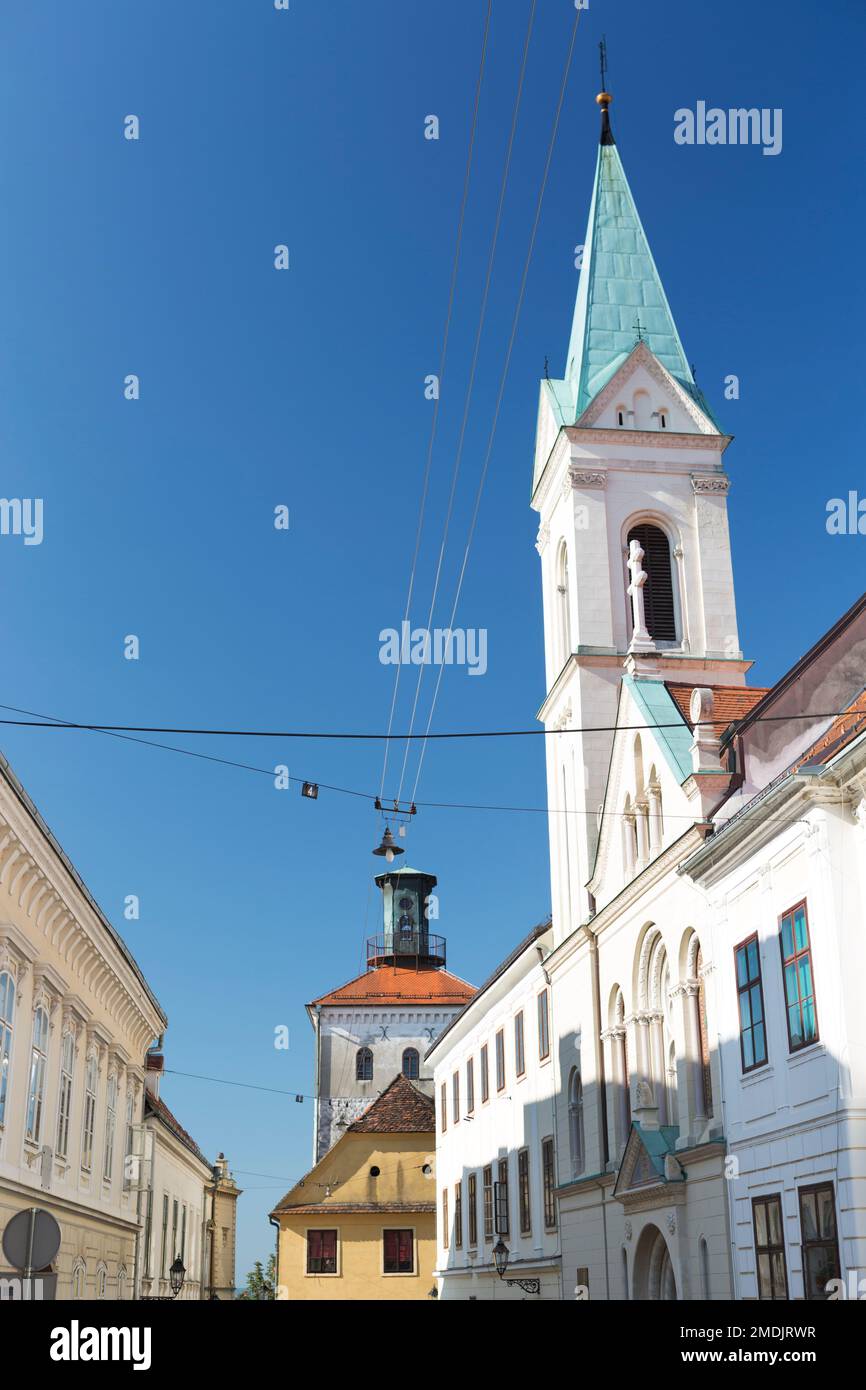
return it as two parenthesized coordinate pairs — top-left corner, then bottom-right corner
(563, 93), (712, 422)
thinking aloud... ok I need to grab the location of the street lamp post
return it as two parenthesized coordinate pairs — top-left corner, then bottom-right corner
(492, 1239), (541, 1296)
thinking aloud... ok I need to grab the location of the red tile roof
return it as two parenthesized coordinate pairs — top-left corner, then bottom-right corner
(145, 1092), (210, 1168)
(666, 683), (769, 732)
(311, 965), (475, 1007)
(348, 1073), (435, 1135)
(793, 688), (866, 770)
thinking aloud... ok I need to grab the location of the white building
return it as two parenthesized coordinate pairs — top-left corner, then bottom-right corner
(428, 923), (561, 1300)
(0, 747), (166, 1300)
(309, 864), (474, 1161)
(680, 600), (866, 1301)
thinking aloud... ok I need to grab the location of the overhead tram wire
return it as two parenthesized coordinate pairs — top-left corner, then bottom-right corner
(408, 3), (585, 809)
(394, 0), (539, 809)
(0, 699), (856, 821)
(377, 0), (493, 806)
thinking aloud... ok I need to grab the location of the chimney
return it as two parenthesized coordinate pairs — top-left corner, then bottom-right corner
(144, 1048), (163, 1100)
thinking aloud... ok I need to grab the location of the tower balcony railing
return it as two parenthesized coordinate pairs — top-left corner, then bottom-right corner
(366, 932), (446, 971)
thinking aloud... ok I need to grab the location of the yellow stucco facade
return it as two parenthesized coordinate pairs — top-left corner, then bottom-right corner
(274, 1127), (436, 1301)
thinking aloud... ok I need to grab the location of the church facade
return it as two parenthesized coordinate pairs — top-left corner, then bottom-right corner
(428, 82), (866, 1302)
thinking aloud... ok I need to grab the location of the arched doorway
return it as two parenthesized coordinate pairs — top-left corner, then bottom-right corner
(633, 1224), (677, 1300)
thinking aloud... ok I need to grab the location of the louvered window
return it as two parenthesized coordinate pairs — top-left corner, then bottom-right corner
(627, 524), (676, 641)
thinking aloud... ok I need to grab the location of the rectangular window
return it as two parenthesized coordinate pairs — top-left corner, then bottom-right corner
(494, 1158), (510, 1236)
(480, 1045), (489, 1103)
(81, 1055), (98, 1171)
(779, 901), (818, 1052)
(518, 1148), (531, 1235)
(735, 934), (768, 1071)
(454, 1183), (463, 1250)
(482, 1165), (494, 1242)
(752, 1195), (788, 1299)
(466, 1057), (475, 1115)
(468, 1173), (478, 1247)
(160, 1194), (169, 1278)
(56, 1032), (75, 1160)
(542, 1136), (557, 1230)
(799, 1183), (841, 1299)
(514, 1012), (525, 1078)
(440, 1082), (447, 1133)
(306, 1229), (338, 1275)
(442, 1188), (449, 1249)
(383, 1228), (414, 1274)
(452, 1071), (460, 1125)
(181, 1204), (187, 1262)
(538, 988), (550, 1061)
(171, 1199), (179, 1265)
(495, 1029), (506, 1092)
(102, 1075), (117, 1183)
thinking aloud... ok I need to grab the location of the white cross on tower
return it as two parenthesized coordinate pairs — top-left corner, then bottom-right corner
(627, 538), (653, 651)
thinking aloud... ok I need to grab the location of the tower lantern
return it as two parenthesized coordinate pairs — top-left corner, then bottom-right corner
(369, 865), (445, 970)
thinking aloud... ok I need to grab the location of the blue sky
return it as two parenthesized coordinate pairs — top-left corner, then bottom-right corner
(0, 0), (863, 1283)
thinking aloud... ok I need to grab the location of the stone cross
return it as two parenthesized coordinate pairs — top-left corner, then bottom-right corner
(627, 538), (652, 647)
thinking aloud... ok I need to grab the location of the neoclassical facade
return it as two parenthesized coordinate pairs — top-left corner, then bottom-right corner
(0, 748), (166, 1299)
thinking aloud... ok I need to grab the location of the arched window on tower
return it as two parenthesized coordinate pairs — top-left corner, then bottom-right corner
(556, 541), (571, 668)
(402, 1047), (420, 1080)
(356, 1046), (373, 1082)
(626, 523), (677, 642)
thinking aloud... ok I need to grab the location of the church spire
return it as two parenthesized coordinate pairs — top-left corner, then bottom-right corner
(560, 79), (717, 427)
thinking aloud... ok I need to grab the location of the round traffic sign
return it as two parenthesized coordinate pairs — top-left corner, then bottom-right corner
(2, 1208), (62, 1271)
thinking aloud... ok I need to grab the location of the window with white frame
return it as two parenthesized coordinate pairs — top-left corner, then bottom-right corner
(123, 1090), (135, 1191)
(96, 1263), (107, 1299)
(25, 1005), (49, 1144)
(81, 1052), (98, 1170)
(102, 1073), (117, 1182)
(0, 971), (15, 1128)
(72, 1260), (86, 1299)
(56, 1030), (75, 1159)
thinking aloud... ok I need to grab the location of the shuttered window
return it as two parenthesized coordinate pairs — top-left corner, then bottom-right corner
(627, 524), (676, 641)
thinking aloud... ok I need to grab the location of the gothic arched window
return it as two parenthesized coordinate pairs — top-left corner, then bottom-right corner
(626, 523), (677, 642)
(402, 1047), (420, 1080)
(356, 1046), (373, 1082)
(568, 1069), (585, 1177)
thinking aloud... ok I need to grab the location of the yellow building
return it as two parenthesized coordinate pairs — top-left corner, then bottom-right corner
(272, 1074), (436, 1300)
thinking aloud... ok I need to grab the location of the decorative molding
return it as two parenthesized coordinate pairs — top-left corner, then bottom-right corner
(535, 524), (550, 555)
(691, 474), (731, 494)
(575, 342), (719, 435)
(624, 1220), (633, 1242)
(567, 466), (607, 490)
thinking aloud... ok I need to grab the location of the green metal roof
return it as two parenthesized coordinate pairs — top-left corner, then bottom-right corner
(533, 119), (722, 487)
(566, 141), (702, 416)
(622, 675), (693, 784)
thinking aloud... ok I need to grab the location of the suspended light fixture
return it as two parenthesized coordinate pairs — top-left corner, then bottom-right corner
(373, 827), (404, 863)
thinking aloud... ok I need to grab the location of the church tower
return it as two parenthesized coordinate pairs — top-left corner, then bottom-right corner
(307, 862), (475, 1160)
(532, 85), (748, 943)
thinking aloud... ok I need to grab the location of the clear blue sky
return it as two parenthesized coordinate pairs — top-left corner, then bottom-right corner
(0, 0), (863, 1284)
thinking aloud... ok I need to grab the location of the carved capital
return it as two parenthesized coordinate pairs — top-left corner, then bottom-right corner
(567, 466), (607, 490)
(535, 524), (550, 555)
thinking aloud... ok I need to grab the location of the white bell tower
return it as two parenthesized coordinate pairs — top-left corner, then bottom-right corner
(531, 88), (748, 942)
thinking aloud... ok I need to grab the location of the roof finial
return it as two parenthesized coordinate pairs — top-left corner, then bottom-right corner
(596, 36), (615, 147)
